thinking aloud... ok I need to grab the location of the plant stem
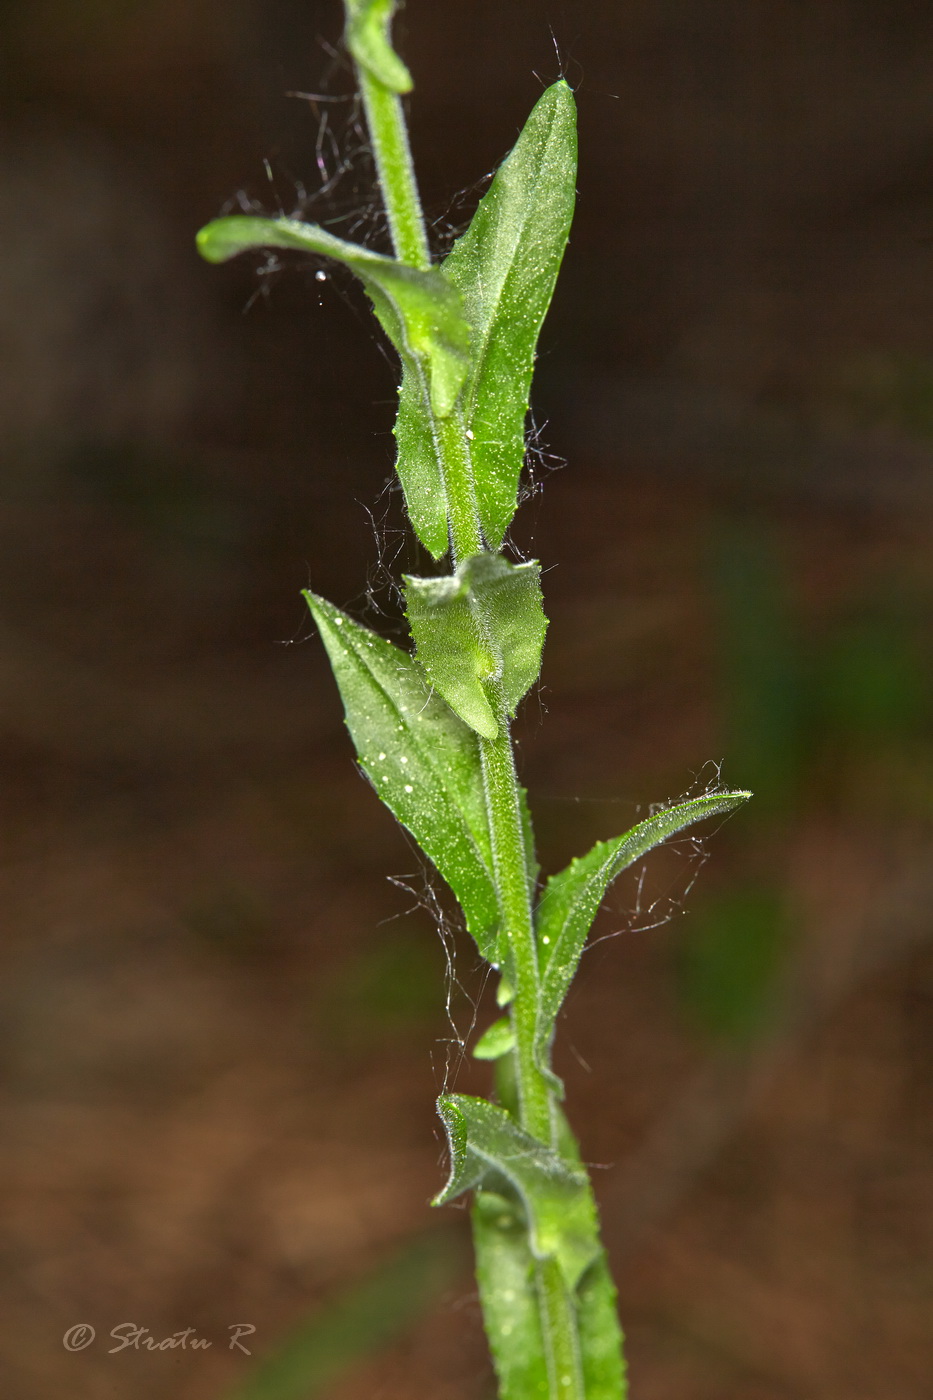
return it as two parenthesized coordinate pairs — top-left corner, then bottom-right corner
(356, 66), (430, 269)
(355, 32), (586, 1396)
(354, 56), (485, 562)
(435, 411), (484, 560)
(537, 1258), (587, 1400)
(479, 713), (553, 1145)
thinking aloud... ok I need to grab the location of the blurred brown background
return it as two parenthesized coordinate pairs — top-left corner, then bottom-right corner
(1, 2), (932, 1397)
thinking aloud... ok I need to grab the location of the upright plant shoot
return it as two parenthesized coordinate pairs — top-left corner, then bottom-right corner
(197, 4), (750, 1396)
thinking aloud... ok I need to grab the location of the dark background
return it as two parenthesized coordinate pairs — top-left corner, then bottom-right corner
(1, 2), (932, 1397)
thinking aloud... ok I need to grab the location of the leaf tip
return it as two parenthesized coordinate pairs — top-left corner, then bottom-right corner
(472, 1017), (516, 1060)
(720, 788), (754, 808)
(432, 1094), (467, 1207)
(195, 220), (231, 264)
(345, 0), (414, 94)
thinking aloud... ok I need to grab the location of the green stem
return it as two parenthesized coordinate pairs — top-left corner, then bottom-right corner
(354, 20), (588, 1395)
(356, 68), (430, 270)
(435, 411), (484, 561)
(479, 712), (553, 1146)
(537, 1258), (587, 1400)
(354, 50), (484, 562)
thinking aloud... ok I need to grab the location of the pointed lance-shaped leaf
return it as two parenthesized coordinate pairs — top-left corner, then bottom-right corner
(196, 216), (469, 420)
(471, 1191), (551, 1400)
(473, 1192), (624, 1400)
(441, 80), (577, 548)
(393, 362), (450, 559)
(577, 1252), (628, 1399)
(403, 553), (547, 741)
(535, 791), (752, 1070)
(344, 0), (412, 93)
(434, 1093), (601, 1290)
(304, 592), (501, 958)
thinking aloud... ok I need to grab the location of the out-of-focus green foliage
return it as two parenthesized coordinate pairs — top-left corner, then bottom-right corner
(712, 521), (800, 817)
(226, 1229), (465, 1400)
(677, 888), (789, 1042)
(317, 935), (441, 1049)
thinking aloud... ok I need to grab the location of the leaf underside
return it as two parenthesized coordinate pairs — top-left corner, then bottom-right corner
(196, 216), (470, 420)
(576, 1253), (628, 1399)
(434, 1093), (600, 1291)
(344, 0), (413, 92)
(403, 553), (547, 740)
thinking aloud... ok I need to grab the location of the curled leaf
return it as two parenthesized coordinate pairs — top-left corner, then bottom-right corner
(196, 216), (469, 418)
(344, 0), (413, 93)
(434, 1093), (600, 1290)
(404, 553), (547, 740)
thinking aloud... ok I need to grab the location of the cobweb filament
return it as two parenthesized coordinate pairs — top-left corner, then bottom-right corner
(386, 869), (489, 1099)
(359, 490), (409, 626)
(585, 765), (738, 951)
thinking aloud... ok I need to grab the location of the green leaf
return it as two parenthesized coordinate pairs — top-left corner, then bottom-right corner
(403, 553), (547, 740)
(496, 975), (515, 1008)
(676, 887), (790, 1044)
(393, 363), (450, 558)
(474, 1196), (621, 1400)
(344, 0), (412, 93)
(520, 783), (539, 890)
(303, 592), (500, 958)
(434, 1094), (600, 1290)
(196, 216), (469, 419)
(536, 792), (753, 1054)
(471, 1191), (550, 1400)
(404, 560), (497, 740)
(473, 1017), (516, 1060)
(577, 1254), (628, 1400)
(441, 80), (577, 547)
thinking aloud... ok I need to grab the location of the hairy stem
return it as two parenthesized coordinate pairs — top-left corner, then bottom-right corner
(353, 19), (588, 1395)
(537, 1257), (587, 1400)
(435, 411), (484, 560)
(355, 55), (485, 562)
(355, 65), (429, 269)
(479, 701), (553, 1145)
